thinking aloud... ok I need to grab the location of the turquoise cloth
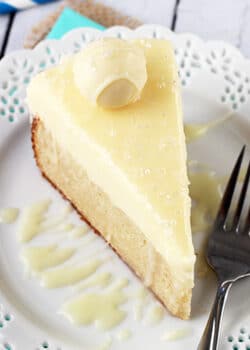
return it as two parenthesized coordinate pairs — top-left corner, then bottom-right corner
(47, 7), (105, 39)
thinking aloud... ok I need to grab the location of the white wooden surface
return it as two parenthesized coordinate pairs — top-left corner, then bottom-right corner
(5, 1), (62, 53)
(1, 0), (250, 57)
(0, 15), (9, 55)
(176, 0), (250, 57)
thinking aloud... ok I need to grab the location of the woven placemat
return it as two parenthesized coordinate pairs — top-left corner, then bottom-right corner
(24, 0), (142, 49)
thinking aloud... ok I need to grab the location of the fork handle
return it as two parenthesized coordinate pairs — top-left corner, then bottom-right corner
(197, 281), (232, 350)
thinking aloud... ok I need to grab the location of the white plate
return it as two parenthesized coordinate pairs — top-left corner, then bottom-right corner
(0, 25), (250, 350)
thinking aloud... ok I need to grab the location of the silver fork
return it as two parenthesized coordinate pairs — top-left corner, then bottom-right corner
(198, 146), (250, 350)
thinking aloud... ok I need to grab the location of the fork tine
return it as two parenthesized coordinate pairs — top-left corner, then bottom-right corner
(232, 160), (250, 231)
(214, 145), (246, 229)
(243, 205), (250, 235)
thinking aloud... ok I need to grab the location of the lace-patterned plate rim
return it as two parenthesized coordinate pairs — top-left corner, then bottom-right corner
(0, 25), (249, 350)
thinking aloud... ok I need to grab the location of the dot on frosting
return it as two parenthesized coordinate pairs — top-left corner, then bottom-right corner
(73, 38), (147, 109)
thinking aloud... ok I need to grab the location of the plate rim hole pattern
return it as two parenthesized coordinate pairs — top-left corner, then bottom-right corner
(41, 341), (49, 349)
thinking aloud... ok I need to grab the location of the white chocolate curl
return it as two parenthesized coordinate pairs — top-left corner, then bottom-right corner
(73, 38), (147, 109)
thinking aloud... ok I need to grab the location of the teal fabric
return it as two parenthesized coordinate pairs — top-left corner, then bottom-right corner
(47, 7), (105, 39)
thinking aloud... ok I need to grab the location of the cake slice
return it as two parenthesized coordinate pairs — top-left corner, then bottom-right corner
(27, 38), (195, 319)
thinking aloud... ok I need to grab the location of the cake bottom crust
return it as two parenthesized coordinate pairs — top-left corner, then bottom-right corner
(31, 117), (191, 320)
